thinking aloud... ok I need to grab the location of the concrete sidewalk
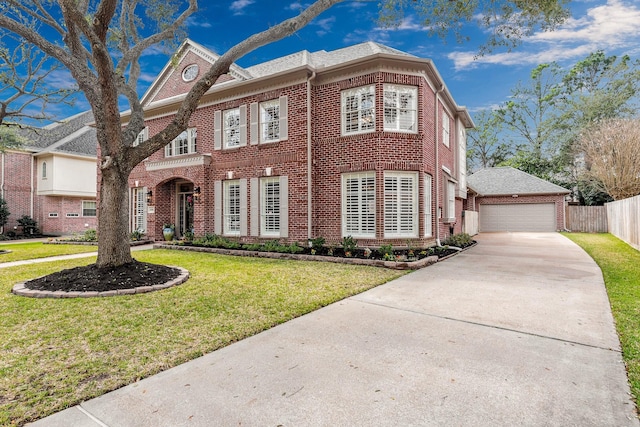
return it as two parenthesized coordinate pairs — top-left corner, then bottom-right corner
(30, 233), (639, 426)
(0, 243), (154, 268)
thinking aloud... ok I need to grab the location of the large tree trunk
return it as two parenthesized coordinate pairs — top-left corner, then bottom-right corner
(96, 163), (134, 268)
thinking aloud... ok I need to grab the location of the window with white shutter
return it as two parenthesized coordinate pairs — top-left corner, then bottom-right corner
(384, 172), (418, 238)
(260, 177), (280, 236)
(224, 180), (241, 236)
(341, 172), (376, 238)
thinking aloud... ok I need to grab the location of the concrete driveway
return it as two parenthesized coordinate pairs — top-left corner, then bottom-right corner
(32, 232), (638, 426)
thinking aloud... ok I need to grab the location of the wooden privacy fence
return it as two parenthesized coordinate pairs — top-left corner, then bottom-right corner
(606, 195), (640, 251)
(566, 205), (608, 233)
(462, 210), (479, 236)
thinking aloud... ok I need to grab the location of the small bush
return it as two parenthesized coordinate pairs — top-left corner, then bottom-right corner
(130, 229), (145, 241)
(442, 233), (474, 248)
(82, 229), (97, 242)
(308, 236), (325, 251)
(17, 215), (39, 235)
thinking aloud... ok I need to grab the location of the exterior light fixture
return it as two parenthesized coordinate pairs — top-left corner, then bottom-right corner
(146, 190), (153, 204)
(193, 186), (201, 201)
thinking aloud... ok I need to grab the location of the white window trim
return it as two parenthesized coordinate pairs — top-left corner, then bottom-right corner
(384, 171), (419, 238)
(341, 85), (375, 136)
(341, 172), (376, 239)
(383, 84), (417, 133)
(165, 127), (197, 157)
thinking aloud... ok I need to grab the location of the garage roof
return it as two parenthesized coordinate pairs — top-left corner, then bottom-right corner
(468, 167), (570, 196)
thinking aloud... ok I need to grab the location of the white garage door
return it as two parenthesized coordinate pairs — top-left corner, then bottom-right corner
(479, 203), (556, 232)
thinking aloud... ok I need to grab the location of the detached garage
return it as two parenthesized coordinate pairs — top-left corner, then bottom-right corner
(466, 167), (570, 233)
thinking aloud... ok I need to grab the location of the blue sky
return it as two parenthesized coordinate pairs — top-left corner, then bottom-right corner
(53, 0), (640, 120)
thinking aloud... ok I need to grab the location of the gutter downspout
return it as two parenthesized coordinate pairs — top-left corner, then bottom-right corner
(434, 84), (444, 246)
(30, 154), (34, 218)
(307, 70), (317, 241)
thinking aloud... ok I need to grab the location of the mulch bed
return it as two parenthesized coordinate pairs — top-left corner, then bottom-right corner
(25, 261), (181, 293)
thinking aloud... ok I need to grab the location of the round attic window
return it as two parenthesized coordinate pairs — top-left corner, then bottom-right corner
(182, 64), (199, 82)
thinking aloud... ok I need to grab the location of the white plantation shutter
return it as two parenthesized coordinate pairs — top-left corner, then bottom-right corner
(250, 178), (259, 236)
(240, 179), (248, 236)
(424, 174), (433, 237)
(342, 172), (375, 238)
(279, 175), (288, 238)
(250, 102), (259, 145)
(214, 110), (222, 150)
(279, 96), (288, 141)
(384, 172), (418, 238)
(239, 105), (247, 147)
(214, 180), (222, 234)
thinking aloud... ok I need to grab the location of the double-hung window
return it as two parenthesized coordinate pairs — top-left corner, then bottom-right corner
(260, 100), (280, 142)
(384, 172), (418, 238)
(224, 109), (241, 148)
(442, 113), (450, 147)
(223, 180), (241, 235)
(384, 84), (417, 132)
(165, 128), (197, 157)
(341, 85), (375, 135)
(260, 178), (280, 236)
(82, 200), (97, 217)
(342, 172), (376, 238)
(131, 188), (146, 232)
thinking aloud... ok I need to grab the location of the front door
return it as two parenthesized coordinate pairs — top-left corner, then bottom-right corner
(177, 182), (194, 238)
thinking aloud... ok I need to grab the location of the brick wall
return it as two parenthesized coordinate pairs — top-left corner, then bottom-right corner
(1, 151), (33, 233)
(125, 58), (468, 247)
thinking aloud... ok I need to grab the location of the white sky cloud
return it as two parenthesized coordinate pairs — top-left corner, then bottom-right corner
(230, 0), (255, 16)
(449, 0), (640, 71)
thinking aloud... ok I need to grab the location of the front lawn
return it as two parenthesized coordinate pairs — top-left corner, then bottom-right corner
(0, 242), (98, 263)
(0, 249), (405, 425)
(563, 232), (640, 410)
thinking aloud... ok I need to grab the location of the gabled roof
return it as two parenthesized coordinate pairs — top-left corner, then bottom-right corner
(18, 110), (97, 157)
(140, 38), (251, 106)
(467, 167), (570, 196)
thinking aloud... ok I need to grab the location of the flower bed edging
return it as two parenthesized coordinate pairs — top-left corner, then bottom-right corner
(11, 266), (189, 299)
(153, 243), (441, 270)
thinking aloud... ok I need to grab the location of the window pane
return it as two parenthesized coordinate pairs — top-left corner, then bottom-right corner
(384, 85), (417, 132)
(82, 201), (97, 217)
(260, 100), (280, 142)
(224, 109), (241, 148)
(384, 172), (417, 237)
(261, 178), (280, 235)
(342, 86), (375, 135)
(343, 172), (375, 237)
(224, 181), (241, 234)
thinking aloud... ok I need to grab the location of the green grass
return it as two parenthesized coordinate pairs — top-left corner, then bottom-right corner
(0, 249), (405, 426)
(562, 232), (640, 409)
(0, 242), (97, 262)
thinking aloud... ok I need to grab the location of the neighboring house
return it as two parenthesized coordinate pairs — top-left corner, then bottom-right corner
(0, 111), (98, 236)
(466, 167), (570, 232)
(123, 39), (473, 246)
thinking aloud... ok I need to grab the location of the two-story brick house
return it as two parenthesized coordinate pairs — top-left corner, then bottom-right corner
(124, 39), (473, 247)
(1, 111), (97, 236)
